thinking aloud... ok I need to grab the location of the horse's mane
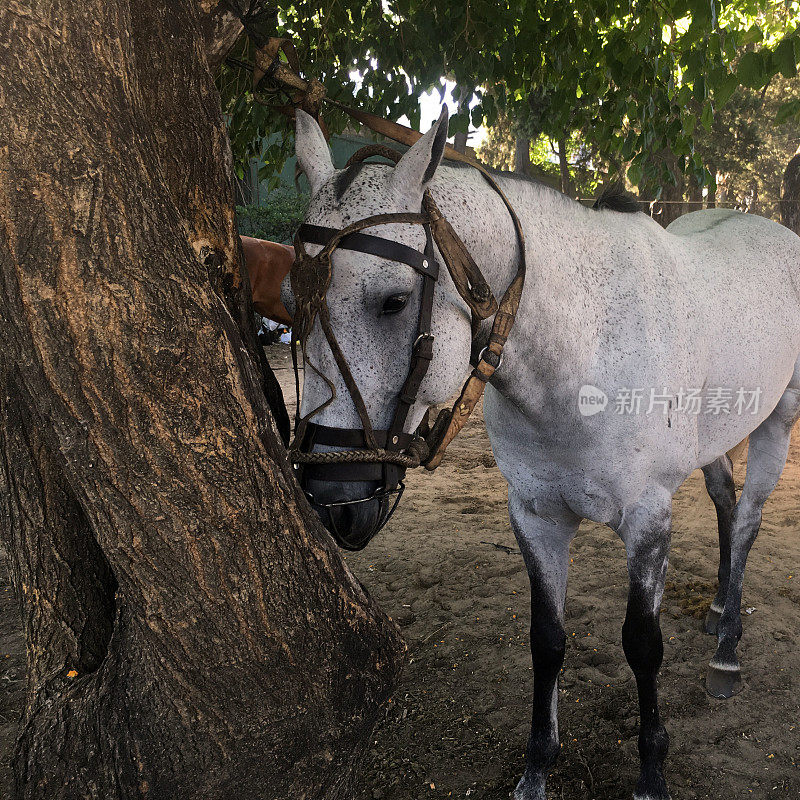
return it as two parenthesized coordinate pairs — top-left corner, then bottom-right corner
(592, 184), (641, 213)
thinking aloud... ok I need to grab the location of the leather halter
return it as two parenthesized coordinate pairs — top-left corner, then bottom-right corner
(288, 144), (526, 549)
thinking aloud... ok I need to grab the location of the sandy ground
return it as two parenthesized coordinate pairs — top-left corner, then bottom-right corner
(1, 344), (798, 798)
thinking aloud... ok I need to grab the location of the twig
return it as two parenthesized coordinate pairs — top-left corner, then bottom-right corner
(574, 746), (595, 796)
(480, 540), (518, 554)
(414, 622), (451, 651)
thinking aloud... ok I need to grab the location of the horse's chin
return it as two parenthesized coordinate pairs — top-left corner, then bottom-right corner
(303, 478), (396, 551)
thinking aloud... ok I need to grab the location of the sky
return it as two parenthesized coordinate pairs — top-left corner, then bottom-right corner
(348, 69), (488, 148)
(404, 79), (488, 148)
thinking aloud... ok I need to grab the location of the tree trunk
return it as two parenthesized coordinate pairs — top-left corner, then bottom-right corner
(687, 173), (703, 213)
(556, 137), (575, 197)
(199, 1), (244, 71)
(707, 165), (717, 209)
(514, 136), (531, 176)
(781, 149), (800, 236)
(0, 3), (404, 799)
(650, 151), (684, 227)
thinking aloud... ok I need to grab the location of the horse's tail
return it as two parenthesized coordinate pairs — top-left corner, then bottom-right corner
(727, 437), (748, 465)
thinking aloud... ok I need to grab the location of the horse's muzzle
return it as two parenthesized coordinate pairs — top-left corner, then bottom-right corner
(302, 478), (404, 551)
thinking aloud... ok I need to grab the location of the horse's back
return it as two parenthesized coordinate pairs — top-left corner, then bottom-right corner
(665, 207), (743, 235)
(666, 207), (800, 259)
(664, 207), (800, 310)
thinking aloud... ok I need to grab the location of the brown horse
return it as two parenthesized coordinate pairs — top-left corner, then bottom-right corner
(241, 235), (294, 325)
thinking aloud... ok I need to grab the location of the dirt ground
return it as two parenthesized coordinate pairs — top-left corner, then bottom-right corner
(1, 344), (798, 798)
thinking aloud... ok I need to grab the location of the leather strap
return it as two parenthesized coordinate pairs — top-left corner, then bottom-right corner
(305, 423), (414, 450)
(385, 225), (437, 454)
(298, 224), (439, 279)
(299, 424), (414, 483)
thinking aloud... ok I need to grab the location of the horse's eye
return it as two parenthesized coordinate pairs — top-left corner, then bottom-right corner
(381, 292), (410, 315)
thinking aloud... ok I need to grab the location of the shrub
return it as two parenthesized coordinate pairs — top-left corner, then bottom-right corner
(236, 188), (309, 243)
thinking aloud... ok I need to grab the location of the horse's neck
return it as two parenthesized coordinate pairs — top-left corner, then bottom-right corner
(432, 167), (601, 392)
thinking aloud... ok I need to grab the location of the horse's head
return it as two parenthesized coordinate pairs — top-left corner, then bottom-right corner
(292, 108), (472, 548)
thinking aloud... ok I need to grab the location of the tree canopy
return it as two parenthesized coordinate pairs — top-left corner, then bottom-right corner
(219, 1), (800, 194)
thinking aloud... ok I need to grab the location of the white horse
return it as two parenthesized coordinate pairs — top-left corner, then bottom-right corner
(288, 107), (800, 800)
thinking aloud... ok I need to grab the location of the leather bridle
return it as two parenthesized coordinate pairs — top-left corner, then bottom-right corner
(288, 144), (526, 549)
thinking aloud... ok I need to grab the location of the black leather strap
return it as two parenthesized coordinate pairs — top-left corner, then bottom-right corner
(385, 224), (437, 455)
(298, 223), (440, 279)
(304, 423), (414, 451)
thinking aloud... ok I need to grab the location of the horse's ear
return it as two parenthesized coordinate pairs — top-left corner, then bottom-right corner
(392, 107), (449, 201)
(295, 110), (334, 194)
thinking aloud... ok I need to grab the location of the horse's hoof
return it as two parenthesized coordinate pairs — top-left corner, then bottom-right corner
(703, 606), (722, 636)
(706, 663), (743, 698)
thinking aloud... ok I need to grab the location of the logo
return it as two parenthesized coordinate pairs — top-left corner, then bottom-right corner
(578, 384), (608, 416)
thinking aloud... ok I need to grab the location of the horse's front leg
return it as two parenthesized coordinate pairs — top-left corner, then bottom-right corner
(615, 486), (673, 800)
(508, 489), (580, 800)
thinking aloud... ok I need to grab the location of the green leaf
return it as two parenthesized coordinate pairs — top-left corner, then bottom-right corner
(775, 37), (799, 78)
(706, 65), (728, 91)
(737, 51), (766, 90)
(714, 73), (739, 107)
(740, 25), (763, 46)
(776, 99), (800, 125)
(627, 162), (643, 186)
(694, 75), (706, 102)
(701, 102), (713, 131)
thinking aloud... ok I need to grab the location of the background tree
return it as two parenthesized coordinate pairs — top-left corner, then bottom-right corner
(783, 147), (800, 233)
(0, 2), (403, 798)
(692, 77), (800, 216)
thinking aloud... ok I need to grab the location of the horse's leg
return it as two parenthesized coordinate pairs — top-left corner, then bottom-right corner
(701, 454), (736, 635)
(615, 486), (672, 800)
(509, 489), (580, 800)
(708, 385), (800, 698)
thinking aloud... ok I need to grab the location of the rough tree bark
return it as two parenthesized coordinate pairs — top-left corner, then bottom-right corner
(781, 148), (800, 236)
(0, 2), (404, 799)
(514, 136), (531, 176)
(199, 1), (244, 71)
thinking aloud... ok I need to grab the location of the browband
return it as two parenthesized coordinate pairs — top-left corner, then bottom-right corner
(298, 223), (440, 279)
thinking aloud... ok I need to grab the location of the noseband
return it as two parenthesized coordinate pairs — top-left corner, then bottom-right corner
(289, 145), (526, 549)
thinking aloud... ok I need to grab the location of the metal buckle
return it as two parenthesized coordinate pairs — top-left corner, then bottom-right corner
(478, 346), (503, 370)
(413, 332), (434, 349)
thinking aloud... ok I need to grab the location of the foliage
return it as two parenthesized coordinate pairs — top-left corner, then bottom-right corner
(692, 76), (800, 217)
(477, 112), (605, 199)
(236, 188), (309, 242)
(218, 1), (800, 194)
